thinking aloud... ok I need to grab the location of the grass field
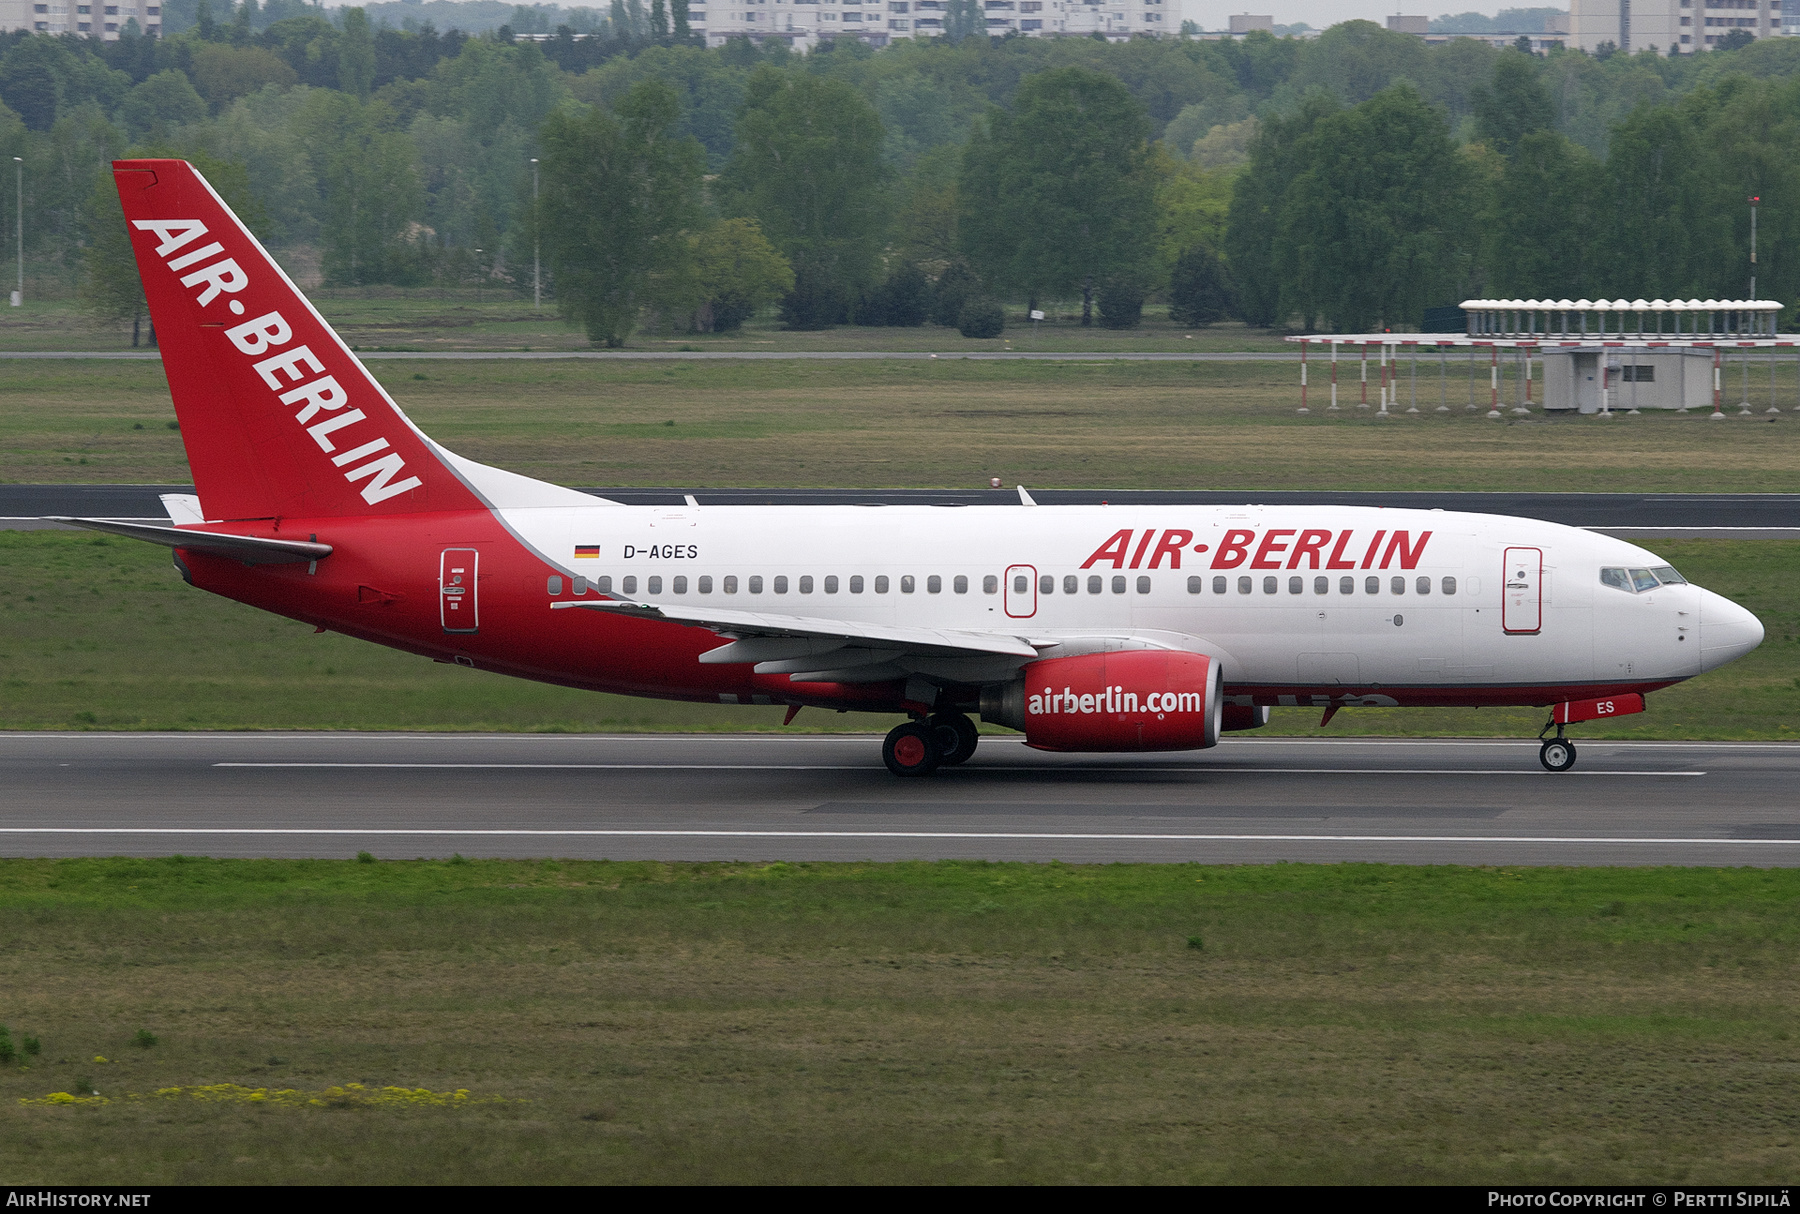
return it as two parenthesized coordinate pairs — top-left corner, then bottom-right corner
(7, 357), (1800, 492)
(0, 294), (1294, 354)
(1, 858), (1797, 1184)
(2, 530), (1794, 738)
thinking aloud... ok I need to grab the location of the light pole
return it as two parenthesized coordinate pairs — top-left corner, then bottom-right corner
(1749, 195), (1760, 302)
(530, 158), (540, 310)
(12, 156), (21, 308)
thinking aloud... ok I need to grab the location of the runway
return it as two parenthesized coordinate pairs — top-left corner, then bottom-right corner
(5, 732), (1799, 865)
(8, 485), (1800, 534)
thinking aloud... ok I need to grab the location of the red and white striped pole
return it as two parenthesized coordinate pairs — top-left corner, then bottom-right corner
(1299, 341), (1308, 413)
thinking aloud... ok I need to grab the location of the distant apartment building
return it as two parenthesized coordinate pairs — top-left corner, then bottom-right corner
(0, 0), (161, 37)
(702, 0), (1179, 47)
(1227, 13), (1271, 32)
(1572, 0), (1780, 52)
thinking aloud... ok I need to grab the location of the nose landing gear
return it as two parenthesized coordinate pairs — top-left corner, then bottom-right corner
(1538, 733), (1578, 773)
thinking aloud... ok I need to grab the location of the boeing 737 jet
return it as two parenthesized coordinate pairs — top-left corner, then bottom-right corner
(52, 160), (1767, 775)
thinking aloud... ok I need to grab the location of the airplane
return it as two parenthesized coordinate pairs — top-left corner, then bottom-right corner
(50, 159), (1767, 777)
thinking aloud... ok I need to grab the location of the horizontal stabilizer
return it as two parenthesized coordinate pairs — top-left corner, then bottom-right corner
(46, 517), (332, 566)
(551, 600), (1040, 660)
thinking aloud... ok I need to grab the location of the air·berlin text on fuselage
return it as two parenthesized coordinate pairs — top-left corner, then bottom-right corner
(1081, 528), (1432, 571)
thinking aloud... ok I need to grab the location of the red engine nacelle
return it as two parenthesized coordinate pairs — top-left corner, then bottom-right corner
(982, 650), (1223, 753)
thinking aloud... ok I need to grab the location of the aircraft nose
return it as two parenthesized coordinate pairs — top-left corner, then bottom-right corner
(1698, 588), (1764, 672)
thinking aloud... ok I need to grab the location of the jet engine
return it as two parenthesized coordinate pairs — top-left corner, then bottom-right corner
(981, 650), (1223, 752)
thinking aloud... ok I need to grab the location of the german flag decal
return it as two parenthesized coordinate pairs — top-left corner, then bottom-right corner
(574, 545), (600, 559)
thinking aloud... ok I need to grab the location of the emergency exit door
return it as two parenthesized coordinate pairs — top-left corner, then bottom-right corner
(1502, 546), (1541, 635)
(440, 548), (479, 634)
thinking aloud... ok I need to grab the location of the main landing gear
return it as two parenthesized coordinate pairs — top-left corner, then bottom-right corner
(1537, 719), (1578, 773)
(882, 713), (979, 777)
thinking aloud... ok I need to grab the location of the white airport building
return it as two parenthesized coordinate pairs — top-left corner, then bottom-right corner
(700, 0), (1180, 47)
(0, 0), (161, 36)
(1571, 0), (1781, 53)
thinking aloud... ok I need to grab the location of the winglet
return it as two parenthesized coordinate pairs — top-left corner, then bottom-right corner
(1018, 485), (1038, 507)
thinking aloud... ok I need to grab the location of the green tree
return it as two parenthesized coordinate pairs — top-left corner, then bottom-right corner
(1473, 50), (1555, 157)
(958, 66), (1158, 325)
(121, 70), (208, 141)
(297, 92), (423, 285)
(693, 217), (793, 331)
(722, 67), (888, 328)
(338, 7), (376, 99)
(1481, 129), (1602, 299)
(1272, 83), (1471, 331)
(539, 78), (706, 346)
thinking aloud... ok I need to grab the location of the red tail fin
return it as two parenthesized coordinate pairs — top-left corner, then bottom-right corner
(116, 159), (484, 522)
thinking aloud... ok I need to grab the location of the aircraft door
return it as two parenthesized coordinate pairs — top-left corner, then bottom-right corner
(440, 547), (479, 634)
(1503, 547), (1541, 635)
(1005, 564), (1037, 619)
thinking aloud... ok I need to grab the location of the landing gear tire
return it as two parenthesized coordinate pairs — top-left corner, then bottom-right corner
(929, 713), (979, 766)
(883, 721), (941, 777)
(1539, 738), (1578, 773)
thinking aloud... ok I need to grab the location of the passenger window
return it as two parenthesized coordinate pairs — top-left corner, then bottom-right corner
(875, 575), (890, 593)
(1391, 576), (1405, 595)
(748, 575), (762, 594)
(927, 575), (942, 594)
(573, 576), (587, 595)
(901, 576), (915, 593)
(1036, 575), (1051, 594)
(1063, 575), (1078, 595)
(1365, 576), (1379, 594)
(1651, 565), (1686, 586)
(648, 576), (663, 595)
(798, 575), (813, 594)
(1263, 576), (1277, 594)
(1088, 575), (1103, 594)
(1288, 576), (1302, 595)
(597, 576), (612, 593)
(1630, 568), (1659, 592)
(546, 576), (562, 596)
(622, 575), (637, 595)
(824, 575), (838, 593)
(1442, 576), (1456, 595)
(1416, 576), (1430, 595)
(953, 575), (968, 594)
(1136, 576), (1151, 594)
(1107, 575), (1123, 594)
(1600, 567), (1632, 592)
(1314, 576), (1328, 594)
(1339, 576), (1353, 594)
(698, 575), (713, 594)
(672, 576), (688, 594)
(1014, 575), (1029, 593)
(850, 575), (864, 593)
(1237, 576), (1251, 594)
(1213, 576), (1227, 594)
(1188, 576), (1203, 594)
(773, 576), (788, 594)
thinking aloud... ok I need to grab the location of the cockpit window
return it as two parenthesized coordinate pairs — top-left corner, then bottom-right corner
(1602, 566), (1683, 593)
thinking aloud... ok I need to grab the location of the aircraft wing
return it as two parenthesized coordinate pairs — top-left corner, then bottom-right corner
(551, 599), (1041, 682)
(45, 517), (332, 566)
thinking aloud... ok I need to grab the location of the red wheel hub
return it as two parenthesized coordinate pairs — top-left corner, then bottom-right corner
(893, 734), (927, 767)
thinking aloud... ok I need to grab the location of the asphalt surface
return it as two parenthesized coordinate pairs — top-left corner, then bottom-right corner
(4, 733), (1797, 865)
(4, 349), (1299, 361)
(7, 485), (1800, 534)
